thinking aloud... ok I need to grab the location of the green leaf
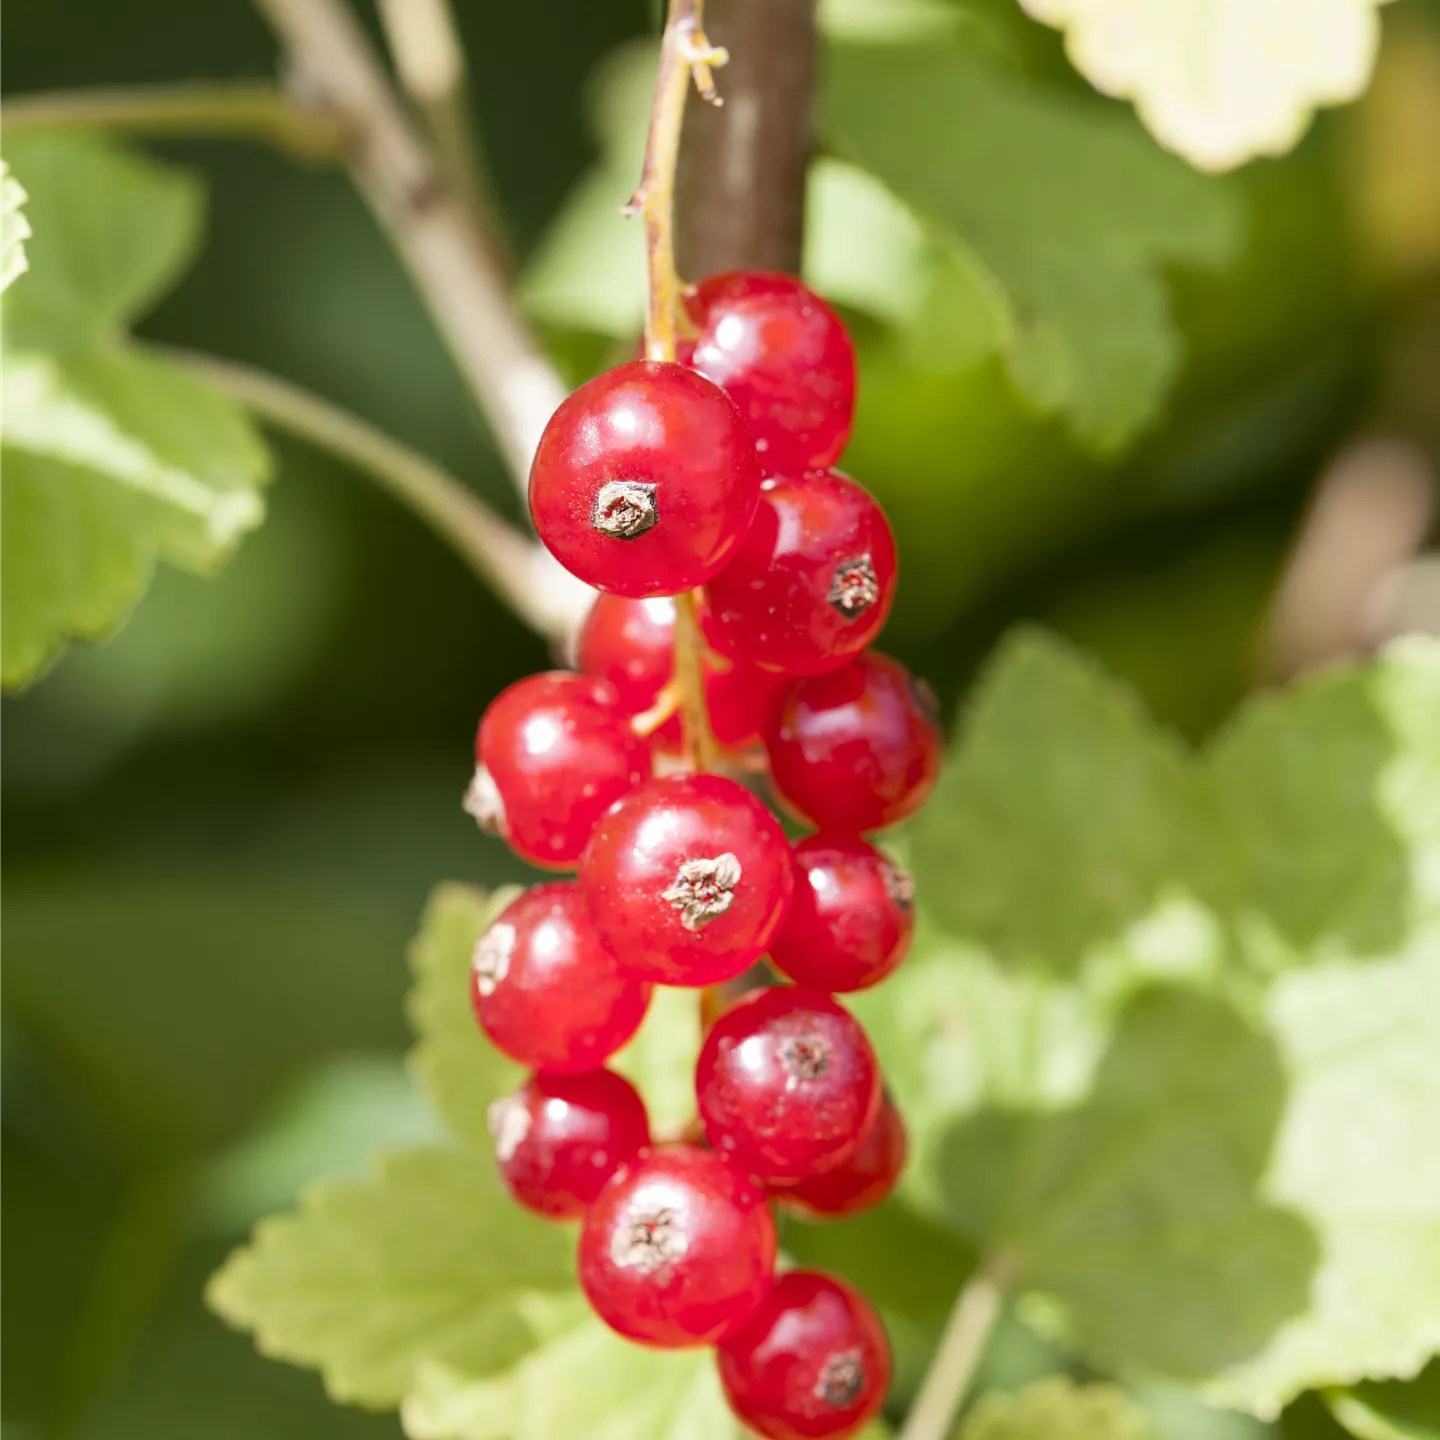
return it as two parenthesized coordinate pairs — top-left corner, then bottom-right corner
(1, 158), (30, 293)
(521, 42), (652, 339)
(938, 984), (1319, 1379)
(1327, 1361), (1440, 1440)
(206, 1146), (575, 1409)
(0, 133), (270, 690)
(2, 346), (270, 687)
(1018, 0), (1391, 172)
(877, 634), (1440, 1411)
(1208, 638), (1440, 963)
(0, 131), (202, 349)
(197, 1055), (444, 1232)
(1205, 644), (1440, 1408)
(402, 1312), (743, 1440)
(903, 630), (1219, 973)
(960, 1378), (1155, 1440)
(611, 984), (703, 1137)
(825, 42), (1242, 449)
(405, 882), (524, 1148)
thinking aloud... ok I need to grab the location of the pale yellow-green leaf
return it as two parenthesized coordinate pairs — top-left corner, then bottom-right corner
(960, 1377), (1155, 1440)
(406, 882), (524, 1148)
(206, 1146), (575, 1409)
(401, 1311), (742, 1440)
(1019, 0), (1395, 171)
(1, 346), (270, 688)
(1, 160), (30, 293)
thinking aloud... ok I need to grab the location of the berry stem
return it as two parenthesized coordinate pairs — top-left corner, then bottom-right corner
(629, 0), (727, 363)
(899, 1255), (1011, 1440)
(672, 590), (722, 770)
(175, 348), (591, 640)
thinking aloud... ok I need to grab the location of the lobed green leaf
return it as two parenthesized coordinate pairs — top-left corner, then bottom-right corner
(825, 42), (1242, 450)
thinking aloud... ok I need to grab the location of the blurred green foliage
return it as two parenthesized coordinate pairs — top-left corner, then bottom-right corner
(3, 0), (1439, 1436)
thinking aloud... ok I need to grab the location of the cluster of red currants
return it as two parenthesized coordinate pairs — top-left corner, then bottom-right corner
(466, 273), (942, 1440)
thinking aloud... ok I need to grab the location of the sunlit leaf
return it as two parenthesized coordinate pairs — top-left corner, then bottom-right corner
(960, 1377), (1155, 1440)
(1020, 0), (1395, 172)
(1, 159), (30, 293)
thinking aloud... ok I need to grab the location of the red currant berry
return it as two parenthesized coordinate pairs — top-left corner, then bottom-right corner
(578, 594), (786, 753)
(472, 672), (650, 869)
(471, 883), (651, 1072)
(704, 470), (896, 676)
(578, 1143), (777, 1347)
(765, 652), (942, 834)
(528, 361), (761, 598)
(581, 774), (794, 986)
(684, 272), (856, 475)
(768, 836), (914, 993)
(776, 1092), (907, 1221)
(704, 656), (791, 750)
(696, 987), (881, 1185)
(488, 1069), (650, 1220)
(716, 1270), (890, 1440)
(577, 593), (676, 713)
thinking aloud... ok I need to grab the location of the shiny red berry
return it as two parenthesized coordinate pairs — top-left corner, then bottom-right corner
(776, 1092), (907, 1221)
(472, 672), (650, 869)
(765, 652), (942, 834)
(769, 835), (915, 993)
(576, 594), (784, 753)
(581, 774), (794, 986)
(577, 593), (676, 714)
(685, 272), (856, 475)
(703, 655), (791, 751)
(528, 361), (762, 597)
(704, 470), (896, 676)
(696, 987), (881, 1185)
(487, 1069), (650, 1220)
(578, 1143), (777, 1348)
(470, 883), (651, 1072)
(716, 1270), (890, 1440)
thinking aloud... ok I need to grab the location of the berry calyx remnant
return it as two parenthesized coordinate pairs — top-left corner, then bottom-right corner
(580, 772), (794, 986)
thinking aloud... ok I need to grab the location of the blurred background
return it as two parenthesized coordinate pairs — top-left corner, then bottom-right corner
(4, 0), (1439, 1435)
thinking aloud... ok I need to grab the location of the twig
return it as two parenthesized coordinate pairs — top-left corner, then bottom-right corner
(374, 0), (514, 274)
(252, 0), (566, 495)
(900, 1257), (1010, 1440)
(627, 0), (727, 365)
(0, 81), (344, 160)
(676, 0), (817, 277)
(177, 349), (591, 641)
